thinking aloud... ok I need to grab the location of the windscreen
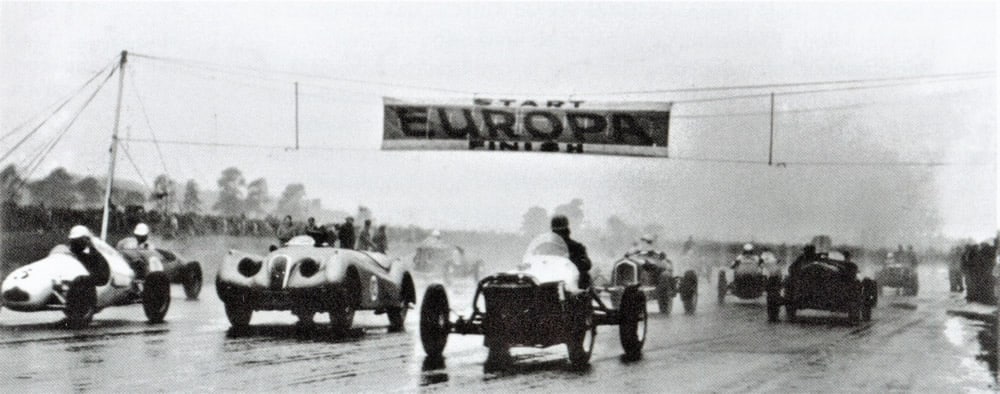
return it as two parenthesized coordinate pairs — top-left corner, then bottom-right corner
(523, 233), (569, 261)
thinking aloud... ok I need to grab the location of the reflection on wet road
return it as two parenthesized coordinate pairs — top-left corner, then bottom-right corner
(0, 265), (994, 391)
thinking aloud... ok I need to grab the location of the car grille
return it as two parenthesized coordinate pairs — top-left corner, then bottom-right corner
(270, 256), (288, 290)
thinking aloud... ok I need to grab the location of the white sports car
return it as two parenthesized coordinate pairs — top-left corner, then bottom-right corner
(216, 235), (416, 332)
(1, 236), (171, 328)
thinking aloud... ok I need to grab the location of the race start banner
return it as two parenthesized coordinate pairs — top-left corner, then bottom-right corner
(382, 97), (671, 157)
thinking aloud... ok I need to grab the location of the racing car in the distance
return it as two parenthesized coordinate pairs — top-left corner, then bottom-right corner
(604, 249), (698, 314)
(0, 230), (171, 328)
(775, 250), (877, 325)
(420, 233), (647, 369)
(874, 254), (918, 296)
(216, 235), (416, 332)
(117, 237), (203, 299)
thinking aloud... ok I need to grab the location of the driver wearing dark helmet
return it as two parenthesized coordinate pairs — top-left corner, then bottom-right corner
(550, 215), (592, 289)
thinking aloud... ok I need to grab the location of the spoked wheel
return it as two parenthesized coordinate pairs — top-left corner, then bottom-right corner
(420, 284), (451, 358)
(64, 275), (97, 329)
(619, 286), (648, 359)
(182, 262), (203, 300)
(142, 271), (171, 323)
(717, 270), (728, 305)
(566, 314), (596, 367)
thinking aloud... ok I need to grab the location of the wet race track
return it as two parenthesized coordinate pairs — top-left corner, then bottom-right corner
(0, 264), (995, 392)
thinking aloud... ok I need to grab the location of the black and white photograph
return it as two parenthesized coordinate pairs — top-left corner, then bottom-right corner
(0, 1), (997, 392)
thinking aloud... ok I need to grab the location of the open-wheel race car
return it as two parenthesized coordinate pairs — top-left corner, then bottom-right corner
(874, 259), (918, 296)
(413, 236), (483, 284)
(419, 233), (647, 368)
(117, 238), (204, 299)
(773, 250), (878, 325)
(0, 231), (172, 328)
(216, 235), (416, 332)
(717, 252), (781, 307)
(604, 250), (698, 314)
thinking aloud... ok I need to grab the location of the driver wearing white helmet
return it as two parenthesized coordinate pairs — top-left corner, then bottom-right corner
(68, 225), (111, 287)
(731, 243), (763, 270)
(133, 223), (154, 249)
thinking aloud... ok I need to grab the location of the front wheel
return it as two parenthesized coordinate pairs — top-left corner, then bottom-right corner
(182, 262), (203, 299)
(142, 272), (171, 323)
(619, 286), (648, 359)
(679, 270), (699, 315)
(566, 314), (596, 367)
(717, 270), (728, 305)
(64, 275), (97, 328)
(225, 303), (253, 328)
(420, 284), (451, 358)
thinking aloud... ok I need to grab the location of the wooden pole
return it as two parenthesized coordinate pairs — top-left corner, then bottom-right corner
(768, 92), (775, 166)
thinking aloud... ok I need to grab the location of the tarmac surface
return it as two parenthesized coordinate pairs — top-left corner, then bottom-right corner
(0, 264), (995, 392)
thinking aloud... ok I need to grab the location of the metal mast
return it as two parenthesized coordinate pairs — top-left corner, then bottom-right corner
(100, 50), (128, 240)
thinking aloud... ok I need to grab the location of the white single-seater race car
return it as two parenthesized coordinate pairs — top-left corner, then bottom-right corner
(216, 235), (416, 332)
(1, 233), (171, 328)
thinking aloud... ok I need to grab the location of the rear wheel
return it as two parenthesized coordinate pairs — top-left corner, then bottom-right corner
(619, 286), (648, 359)
(717, 271), (727, 305)
(680, 270), (699, 315)
(142, 272), (171, 323)
(182, 262), (203, 300)
(64, 276), (97, 328)
(388, 274), (416, 332)
(655, 271), (674, 314)
(420, 284), (450, 358)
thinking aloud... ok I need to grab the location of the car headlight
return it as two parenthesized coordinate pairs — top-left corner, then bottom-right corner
(298, 258), (320, 278)
(237, 257), (262, 277)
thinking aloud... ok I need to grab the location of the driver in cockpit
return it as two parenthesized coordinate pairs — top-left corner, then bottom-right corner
(68, 225), (110, 288)
(550, 215), (592, 289)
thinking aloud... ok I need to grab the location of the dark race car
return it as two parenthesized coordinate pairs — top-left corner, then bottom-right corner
(875, 259), (918, 296)
(117, 238), (203, 299)
(604, 250), (698, 315)
(776, 251), (877, 325)
(717, 250), (782, 314)
(419, 233), (647, 369)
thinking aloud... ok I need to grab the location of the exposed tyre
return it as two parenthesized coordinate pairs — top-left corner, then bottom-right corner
(717, 270), (727, 305)
(566, 314), (596, 367)
(619, 286), (647, 359)
(655, 271), (674, 314)
(420, 284), (450, 358)
(387, 306), (407, 333)
(785, 303), (797, 322)
(224, 302), (253, 328)
(142, 271), (171, 323)
(862, 278), (878, 309)
(64, 275), (97, 328)
(680, 270), (699, 315)
(182, 262), (203, 300)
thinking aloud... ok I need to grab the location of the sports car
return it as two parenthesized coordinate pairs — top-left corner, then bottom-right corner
(1, 236), (171, 328)
(216, 235), (416, 332)
(420, 233), (647, 369)
(117, 238), (203, 299)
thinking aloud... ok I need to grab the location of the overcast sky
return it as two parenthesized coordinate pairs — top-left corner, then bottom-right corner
(1, 2), (996, 245)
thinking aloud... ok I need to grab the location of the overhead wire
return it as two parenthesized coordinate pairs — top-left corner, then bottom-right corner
(7, 64), (119, 199)
(128, 72), (170, 177)
(0, 61), (116, 163)
(1, 61), (116, 143)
